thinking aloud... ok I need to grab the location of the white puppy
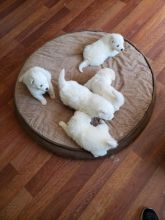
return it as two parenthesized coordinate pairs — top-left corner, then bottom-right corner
(58, 69), (115, 120)
(79, 33), (124, 72)
(19, 66), (55, 105)
(59, 111), (118, 157)
(85, 68), (124, 111)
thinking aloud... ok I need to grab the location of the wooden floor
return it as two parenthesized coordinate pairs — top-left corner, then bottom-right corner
(0, 0), (165, 219)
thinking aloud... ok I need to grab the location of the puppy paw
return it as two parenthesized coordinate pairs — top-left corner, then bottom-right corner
(59, 121), (65, 127)
(110, 140), (118, 149)
(93, 150), (107, 157)
(41, 98), (47, 105)
(50, 94), (55, 99)
(106, 139), (118, 149)
(100, 119), (105, 124)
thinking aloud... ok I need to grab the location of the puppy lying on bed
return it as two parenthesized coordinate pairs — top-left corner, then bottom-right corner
(19, 66), (55, 105)
(59, 111), (118, 157)
(79, 33), (124, 72)
(58, 69), (115, 120)
(85, 68), (125, 111)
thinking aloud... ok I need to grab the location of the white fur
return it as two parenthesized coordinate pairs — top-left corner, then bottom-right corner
(59, 111), (118, 157)
(19, 66), (55, 105)
(85, 68), (124, 111)
(79, 33), (124, 72)
(58, 69), (115, 120)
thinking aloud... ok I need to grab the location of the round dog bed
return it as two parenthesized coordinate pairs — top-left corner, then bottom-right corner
(15, 31), (155, 159)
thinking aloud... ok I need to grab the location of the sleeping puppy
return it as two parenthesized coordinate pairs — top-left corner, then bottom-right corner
(59, 111), (118, 157)
(79, 33), (124, 72)
(85, 68), (124, 111)
(19, 66), (55, 105)
(58, 69), (115, 120)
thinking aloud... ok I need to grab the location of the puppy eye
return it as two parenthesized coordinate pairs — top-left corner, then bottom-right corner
(40, 84), (43, 87)
(117, 45), (119, 47)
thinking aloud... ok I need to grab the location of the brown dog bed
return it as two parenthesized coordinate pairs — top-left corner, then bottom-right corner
(15, 31), (155, 159)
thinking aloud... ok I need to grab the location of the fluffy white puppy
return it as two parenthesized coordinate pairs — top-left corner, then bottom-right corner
(19, 66), (55, 105)
(85, 68), (124, 111)
(79, 33), (124, 72)
(58, 69), (115, 120)
(59, 111), (118, 157)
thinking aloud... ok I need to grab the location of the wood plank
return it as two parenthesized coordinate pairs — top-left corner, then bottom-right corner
(21, 6), (70, 46)
(147, 34), (165, 60)
(17, 160), (82, 219)
(101, 153), (160, 220)
(0, 0), (16, 13)
(78, 151), (140, 220)
(102, 0), (142, 32)
(0, 101), (14, 124)
(0, 163), (18, 187)
(0, 113), (28, 169)
(57, 151), (128, 220)
(20, 0), (95, 48)
(43, 0), (61, 8)
(111, 0), (164, 38)
(0, 0), (42, 38)
(0, 0), (25, 20)
(63, 0), (117, 32)
(151, 50), (165, 76)
(157, 67), (165, 85)
(0, 44), (27, 78)
(0, 147), (51, 209)
(131, 5), (165, 52)
(122, 165), (165, 220)
(88, 1), (126, 30)
(15, 0), (66, 43)
(25, 156), (67, 197)
(0, 4), (48, 59)
(11, 142), (50, 172)
(0, 188), (32, 220)
(38, 159), (104, 220)
(132, 82), (165, 158)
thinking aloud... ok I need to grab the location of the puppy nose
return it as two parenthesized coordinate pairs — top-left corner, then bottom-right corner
(46, 87), (48, 91)
(121, 48), (123, 51)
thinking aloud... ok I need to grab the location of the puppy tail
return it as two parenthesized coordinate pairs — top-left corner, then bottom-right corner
(59, 121), (68, 133)
(59, 69), (66, 87)
(79, 60), (89, 72)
